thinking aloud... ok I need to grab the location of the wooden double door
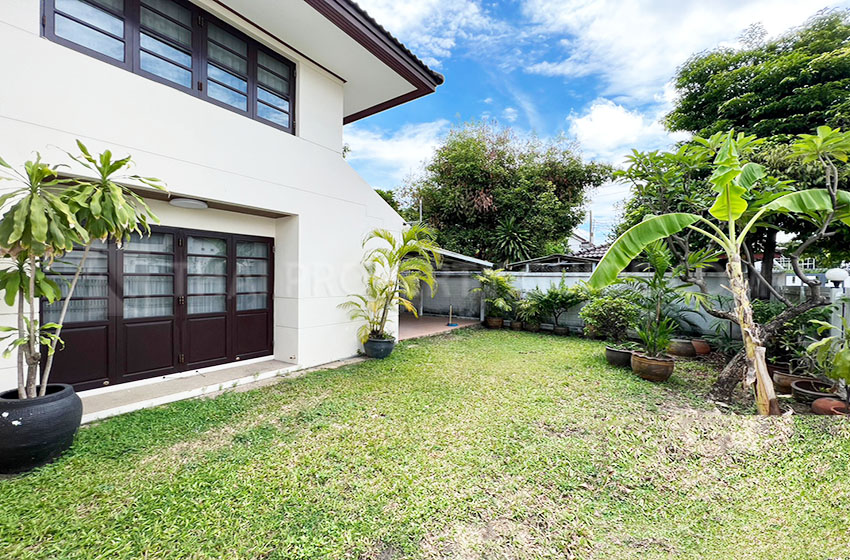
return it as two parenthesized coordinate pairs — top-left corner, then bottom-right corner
(43, 226), (273, 391)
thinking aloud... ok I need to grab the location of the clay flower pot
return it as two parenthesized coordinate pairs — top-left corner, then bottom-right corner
(524, 322), (541, 333)
(605, 347), (633, 368)
(667, 338), (696, 357)
(484, 316), (504, 329)
(811, 397), (850, 416)
(771, 370), (813, 393)
(631, 352), (674, 382)
(791, 379), (835, 405)
(691, 338), (711, 355)
(510, 321), (523, 331)
(553, 326), (569, 336)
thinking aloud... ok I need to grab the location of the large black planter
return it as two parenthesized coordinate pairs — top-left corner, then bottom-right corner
(364, 338), (395, 359)
(0, 384), (82, 474)
(605, 346), (632, 368)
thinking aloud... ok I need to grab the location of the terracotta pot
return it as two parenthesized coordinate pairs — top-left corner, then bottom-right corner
(772, 370), (813, 393)
(667, 338), (696, 357)
(524, 322), (540, 333)
(605, 347), (633, 368)
(631, 352), (674, 382)
(484, 316), (504, 329)
(791, 379), (835, 405)
(767, 362), (791, 376)
(691, 338), (711, 355)
(811, 397), (850, 416)
(553, 326), (569, 336)
(510, 321), (523, 331)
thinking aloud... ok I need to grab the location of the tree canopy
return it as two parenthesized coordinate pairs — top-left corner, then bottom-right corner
(666, 10), (850, 137)
(401, 123), (612, 264)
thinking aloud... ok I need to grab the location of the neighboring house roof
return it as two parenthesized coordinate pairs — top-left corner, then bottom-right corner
(435, 248), (493, 267)
(572, 244), (610, 260)
(506, 254), (597, 270)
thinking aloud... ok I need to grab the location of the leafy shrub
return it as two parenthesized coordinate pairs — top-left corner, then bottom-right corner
(537, 278), (591, 326)
(579, 295), (641, 341)
(752, 299), (830, 364)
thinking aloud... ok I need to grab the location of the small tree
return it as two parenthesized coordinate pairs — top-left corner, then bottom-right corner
(807, 310), (850, 410)
(590, 127), (850, 415)
(340, 225), (441, 343)
(0, 142), (164, 399)
(539, 277), (587, 327)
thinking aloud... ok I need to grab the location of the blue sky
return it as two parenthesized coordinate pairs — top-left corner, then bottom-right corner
(343, 0), (849, 241)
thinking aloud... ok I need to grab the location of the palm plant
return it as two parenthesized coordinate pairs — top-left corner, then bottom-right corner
(589, 126), (850, 415)
(0, 143), (163, 399)
(494, 216), (532, 266)
(340, 224), (441, 344)
(470, 268), (516, 319)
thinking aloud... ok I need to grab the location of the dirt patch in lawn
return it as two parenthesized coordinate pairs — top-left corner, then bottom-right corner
(422, 518), (550, 559)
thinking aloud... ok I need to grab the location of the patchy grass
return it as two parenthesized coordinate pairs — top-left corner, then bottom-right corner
(1, 329), (848, 559)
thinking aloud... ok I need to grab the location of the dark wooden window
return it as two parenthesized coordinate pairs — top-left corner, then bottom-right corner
(42, 0), (296, 133)
(41, 227), (274, 391)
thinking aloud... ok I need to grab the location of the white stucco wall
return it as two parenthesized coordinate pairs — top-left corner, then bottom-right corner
(0, 0), (404, 391)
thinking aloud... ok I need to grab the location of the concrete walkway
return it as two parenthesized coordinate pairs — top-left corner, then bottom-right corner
(398, 314), (479, 340)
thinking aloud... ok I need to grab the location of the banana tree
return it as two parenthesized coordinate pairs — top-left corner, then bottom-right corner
(0, 142), (164, 399)
(590, 127), (850, 415)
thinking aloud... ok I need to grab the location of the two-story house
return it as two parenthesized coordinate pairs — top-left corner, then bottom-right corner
(0, 0), (443, 397)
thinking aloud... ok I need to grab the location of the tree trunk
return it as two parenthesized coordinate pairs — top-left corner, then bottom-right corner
(757, 230), (777, 301)
(16, 286), (25, 399)
(727, 255), (780, 415)
(709, 350), (747, 402)
(24, 255), (40, 399)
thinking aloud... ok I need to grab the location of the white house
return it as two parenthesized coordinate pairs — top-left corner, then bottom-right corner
(0, 0), (443, 393)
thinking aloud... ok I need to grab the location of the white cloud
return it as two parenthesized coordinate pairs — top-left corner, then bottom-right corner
(522, 0), (844, 104)
(502, 107), (519, 122)
(568, 98), (690, 165)
(353, 0), (502, 65)
(343, 119), (450, 189)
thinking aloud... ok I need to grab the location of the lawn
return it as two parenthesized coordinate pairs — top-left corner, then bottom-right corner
(1, 329), (848, 559)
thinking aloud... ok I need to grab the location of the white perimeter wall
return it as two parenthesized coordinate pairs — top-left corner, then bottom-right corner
(0, 0), (404, 391)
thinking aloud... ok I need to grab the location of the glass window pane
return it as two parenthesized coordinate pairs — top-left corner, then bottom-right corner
(50, 250), (108, 273)
(141, 0), (190, 26)
(188, 236), (226, 256)
(50, 275), (109, 298)
(56, 0), (123, 35)
(258, 67), (288, 95)
(124, 275), (173, 296)
(207, 42), (247, 74)
(90, 0), (124, 13)
(208, 24), (247, 56)
(126, 232), (173, 253)
(237, 276), (266, 293)
(124, 254), (173, 273)
(237, 258), (268, 275)
(188, 295), (226, 314)
(141, 51), (191, 87)
(258, 87), (289, 111)
(188, 256), (226, 275)
(208, 81), (247, 110)
(124, 297), (173, 318)
(141, 33), (191, 67)
(237, 293), (267, 311)
(55, 14), (124, 60)
(208, 64), (247, 92)
(258, 51), (289, 77)
(188, 276), (227, 295)
(257, 103), (289, 128)
(236, 242), (268, 258)
(141, 6), (191, 46)
(44, 299), (108, 323)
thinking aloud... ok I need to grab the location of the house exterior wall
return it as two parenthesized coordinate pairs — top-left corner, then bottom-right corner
(0, 0), (404, 391)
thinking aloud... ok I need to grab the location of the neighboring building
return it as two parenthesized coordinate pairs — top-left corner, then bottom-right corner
(0, 0), (442, 392)
(507, 244), (611, 273)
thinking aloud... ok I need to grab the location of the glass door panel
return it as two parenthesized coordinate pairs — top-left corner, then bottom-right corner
(122, 232), (175, 319)
(187, 236), (227, 315)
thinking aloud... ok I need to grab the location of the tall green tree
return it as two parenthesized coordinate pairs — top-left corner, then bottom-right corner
(402, 123), (611, 263)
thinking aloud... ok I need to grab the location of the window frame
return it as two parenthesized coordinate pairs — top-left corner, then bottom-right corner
(41, 0), (296, 134)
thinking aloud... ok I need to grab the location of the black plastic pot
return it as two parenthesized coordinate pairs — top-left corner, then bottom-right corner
(364, 338), (395, 359)
(0, 384), (82, 474)
(790, 379), (835, 405)
(605, 346), (633, 368)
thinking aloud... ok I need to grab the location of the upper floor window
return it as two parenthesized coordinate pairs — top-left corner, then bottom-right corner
(44, 0), (295, 133)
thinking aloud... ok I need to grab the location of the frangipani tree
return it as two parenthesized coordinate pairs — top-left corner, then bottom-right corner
(590, 127), (850, 415)
(0, 142), (164, 399)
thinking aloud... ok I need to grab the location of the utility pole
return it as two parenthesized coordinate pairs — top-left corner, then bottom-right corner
(588, 210), (594, 245)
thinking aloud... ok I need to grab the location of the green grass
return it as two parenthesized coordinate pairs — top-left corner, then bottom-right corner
(1, 329), (848, 559)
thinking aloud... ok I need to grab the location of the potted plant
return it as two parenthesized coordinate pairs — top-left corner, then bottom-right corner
(0, 143), (164, 474)
(605, 342), (639, 368)
(470, 268), (515, 328)
(691, 338), (712, 355)
(803, 314), (850, 414)
(341, 225), (441, 359)
(516, 292), (544, 332)
(540, 277), (587, 335)
(632, 317), (677, 382)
